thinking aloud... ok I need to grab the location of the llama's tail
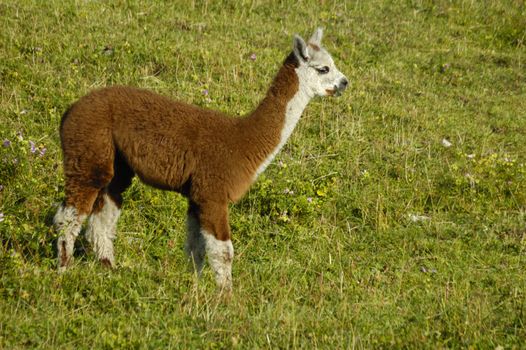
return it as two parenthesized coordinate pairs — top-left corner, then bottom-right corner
(59, 104), (75, 137)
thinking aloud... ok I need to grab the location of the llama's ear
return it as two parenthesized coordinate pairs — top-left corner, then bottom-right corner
(308, 27), (323, 46)
(293, 34), (310, 62)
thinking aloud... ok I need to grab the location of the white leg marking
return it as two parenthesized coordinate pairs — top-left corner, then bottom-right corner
(185, 212), (205, 274)
(54, 205), (86, 271)
(85, 194), (120, 267)
(203, 230), (234, 292)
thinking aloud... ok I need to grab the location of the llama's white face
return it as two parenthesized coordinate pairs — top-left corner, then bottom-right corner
(293, 28), (348, 97)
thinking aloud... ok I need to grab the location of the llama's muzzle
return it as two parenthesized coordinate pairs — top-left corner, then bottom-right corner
(330, 77), (349, 97)
(337, 77), (349, 91)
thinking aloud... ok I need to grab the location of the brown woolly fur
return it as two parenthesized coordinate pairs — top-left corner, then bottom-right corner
(59, 52), (300, 241)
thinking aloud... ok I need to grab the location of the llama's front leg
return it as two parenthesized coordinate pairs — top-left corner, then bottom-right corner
(185, 202), (205, 274)
(199, 202), (234, 293)
(203, 231), (234, 292)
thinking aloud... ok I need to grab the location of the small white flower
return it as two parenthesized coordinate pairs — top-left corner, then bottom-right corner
(277, 160), (287, 168)
(282, 188), (294, 195)
(441, 138), (452, 148)
(279, 210), (289, 222)
(465, 173), (476, 186)
(408, 213), (430, 222)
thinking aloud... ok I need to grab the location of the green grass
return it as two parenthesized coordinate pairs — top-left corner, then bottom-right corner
(1, 0), (525, 348)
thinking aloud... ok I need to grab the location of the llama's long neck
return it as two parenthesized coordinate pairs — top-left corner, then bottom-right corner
(242, 53), (313, 179)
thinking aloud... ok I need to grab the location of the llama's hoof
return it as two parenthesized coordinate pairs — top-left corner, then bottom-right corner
(218, 286), (233, 302)
(217, 280), (232, 295)
(57, 258), (72, 273)
(99, 257), (115, 269)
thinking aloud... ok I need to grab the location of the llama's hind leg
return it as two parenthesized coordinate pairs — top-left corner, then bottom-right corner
(85, 192), (120, 268)
(185, 201), (206, 274)
(86, 154), (134, 268)
(54, 186), (99, 271)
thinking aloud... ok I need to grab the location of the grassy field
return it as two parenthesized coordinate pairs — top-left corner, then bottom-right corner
(1, 0), (525, 348)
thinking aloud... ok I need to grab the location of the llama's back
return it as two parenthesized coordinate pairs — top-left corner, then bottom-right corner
(106, 86), (244, 192)
(61, 86), (250, 196)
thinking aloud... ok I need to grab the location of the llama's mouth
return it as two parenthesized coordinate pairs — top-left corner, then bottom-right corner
(326, 88), (343, 97)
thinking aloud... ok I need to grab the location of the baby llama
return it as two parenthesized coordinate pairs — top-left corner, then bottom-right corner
(54, 28), (348, 292)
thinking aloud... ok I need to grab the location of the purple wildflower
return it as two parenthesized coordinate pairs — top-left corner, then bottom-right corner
(202, 89), (209, 96)
(39, 147), (47, 157)
(307, 197), (313, 203)
(2, 139), (11, 147)
(250, 53), (256, 61)
(29, 141), (37, 153)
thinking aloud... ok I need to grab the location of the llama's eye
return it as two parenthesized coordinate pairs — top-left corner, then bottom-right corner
(316, 66), (330, 74)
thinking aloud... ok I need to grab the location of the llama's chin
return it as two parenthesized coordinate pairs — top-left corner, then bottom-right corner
(325, 88), (342, 97)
